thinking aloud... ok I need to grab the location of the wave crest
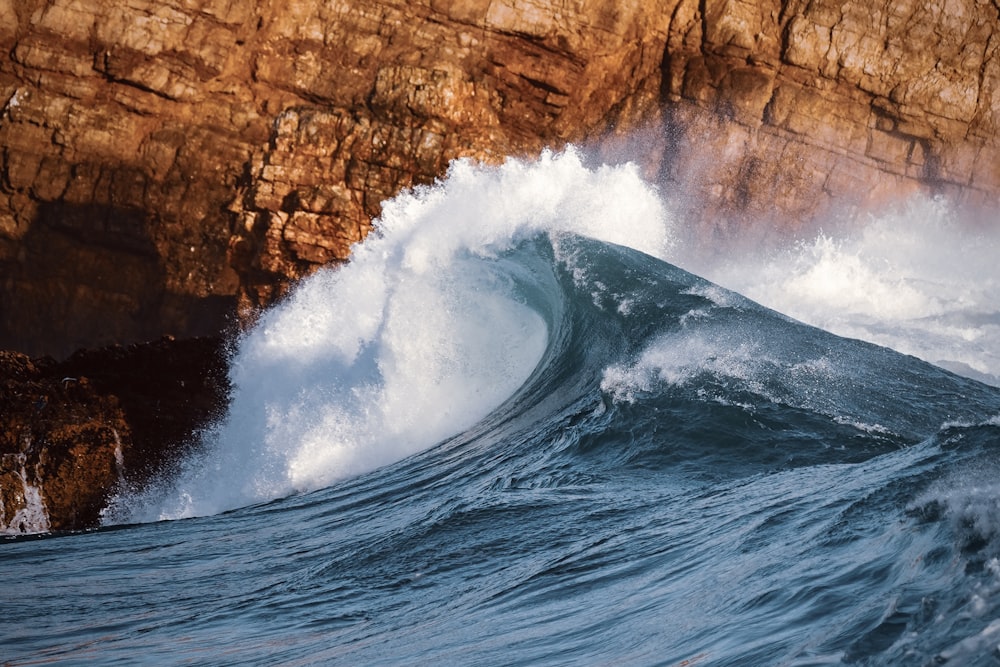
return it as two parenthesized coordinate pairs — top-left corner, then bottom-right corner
(110, 149), (668, 522)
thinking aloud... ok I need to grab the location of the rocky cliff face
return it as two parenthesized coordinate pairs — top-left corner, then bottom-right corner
(0, 0), (671, 355)
(1, 0), (998, 531)
(651, 0), (1000, 236)
(2, 0), (996, 357)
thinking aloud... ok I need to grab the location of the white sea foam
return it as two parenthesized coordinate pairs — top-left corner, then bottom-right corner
(684, 196), (1000, 386)
(0, 453), (51, 535)
(111, 146), (997, 523)
(935, 618), (1000, 664)
(118, 149), (670, 521)
(911, 455), (1000, 561)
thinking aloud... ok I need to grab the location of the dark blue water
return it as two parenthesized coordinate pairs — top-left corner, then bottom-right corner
(4, 154), (1000, 665)
(5, 233), (1000, 666)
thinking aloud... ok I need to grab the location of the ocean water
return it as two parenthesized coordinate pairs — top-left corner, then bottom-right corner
(4, 149), (1000, 665)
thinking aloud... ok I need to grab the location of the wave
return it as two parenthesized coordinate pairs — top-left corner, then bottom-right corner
(107, 147), (1000, 524)
(19, 145), (1000, 666)
(110, 150), (671, 521)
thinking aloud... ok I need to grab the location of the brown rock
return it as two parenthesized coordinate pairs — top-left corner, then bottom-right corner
(652, 0), (999, 230)
(0, 0), (996, 356)
(0, 336), (229, 533)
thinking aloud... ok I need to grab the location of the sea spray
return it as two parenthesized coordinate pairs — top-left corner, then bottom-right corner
(113, 149), (671, 522)
(686, 196), (1000, 386)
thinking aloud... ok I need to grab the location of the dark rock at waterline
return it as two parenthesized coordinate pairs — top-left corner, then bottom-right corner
(0, 336), (230, 534)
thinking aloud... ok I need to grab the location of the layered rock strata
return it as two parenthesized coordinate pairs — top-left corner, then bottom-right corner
(1, 0), (996, 357)
(650, 0), (1000, 237)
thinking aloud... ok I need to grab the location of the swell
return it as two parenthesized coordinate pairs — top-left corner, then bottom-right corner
(9, 205), (1000, 666)
(104, 149), (672, 523)
(103, 148), (1000, 528)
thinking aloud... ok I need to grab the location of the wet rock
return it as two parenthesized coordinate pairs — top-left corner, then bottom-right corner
(0, 337), (229, 533)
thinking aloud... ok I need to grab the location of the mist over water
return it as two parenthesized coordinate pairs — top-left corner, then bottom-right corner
(688, 196), (1000, 387)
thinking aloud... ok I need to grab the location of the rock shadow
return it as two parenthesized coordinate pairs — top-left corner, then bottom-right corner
(0, 199), (235, 359)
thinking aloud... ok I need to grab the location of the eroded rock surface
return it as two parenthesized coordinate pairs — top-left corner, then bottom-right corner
(2, 0), (996, 355)
(649, 0), (1000, 236)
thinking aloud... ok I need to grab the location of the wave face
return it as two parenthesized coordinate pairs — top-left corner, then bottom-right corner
(7, 150), (1000, 666)
(112, 150), (671, 521)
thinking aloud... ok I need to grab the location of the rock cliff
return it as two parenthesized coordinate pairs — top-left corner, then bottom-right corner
(1, 0), (997, 357)
(0, 0), (998, 531)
